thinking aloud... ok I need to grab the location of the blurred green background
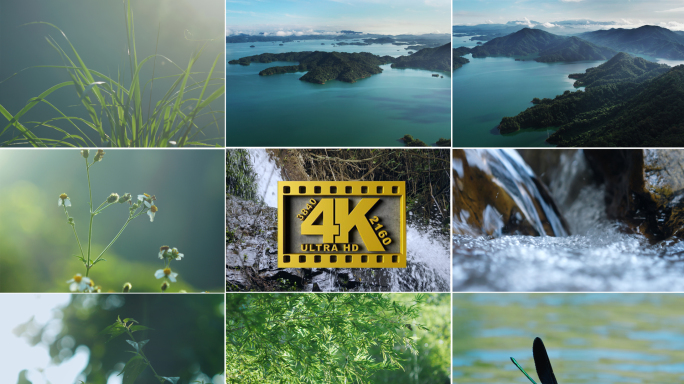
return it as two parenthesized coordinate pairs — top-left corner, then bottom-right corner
(0, 149), (224, 292)
(453, 294), (684, 384)
(6, 293), (224, 384)
(0, 0), (225, 146)
(371, 293), (451, 384)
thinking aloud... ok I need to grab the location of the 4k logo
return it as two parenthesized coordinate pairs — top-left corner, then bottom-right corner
(278, 181), (406, 268)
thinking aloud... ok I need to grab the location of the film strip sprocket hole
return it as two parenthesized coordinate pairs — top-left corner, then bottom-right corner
(278, 181), (406, 268)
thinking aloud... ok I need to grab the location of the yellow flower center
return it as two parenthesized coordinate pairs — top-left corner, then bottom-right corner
(150, 205), (158, 213)
(163, 268), (171, 276)
(89, 279), (95, 287)
(60, 193), (68, 200)
(73, 274), (82, 283)
(172, 249), (178, 255)
(143, 193), (150, 198)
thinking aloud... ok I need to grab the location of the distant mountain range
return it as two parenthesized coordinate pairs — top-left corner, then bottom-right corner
(497, 52), (684, 146)
(579, 25), (684, 60)
(453, 19), (621, 37)
(454, 28), (616, 62)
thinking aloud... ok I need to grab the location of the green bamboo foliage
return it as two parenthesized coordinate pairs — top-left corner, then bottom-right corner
(0, 0), (224, 147)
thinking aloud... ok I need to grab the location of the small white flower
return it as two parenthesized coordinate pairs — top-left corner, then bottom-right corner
(58, 193), (71, 207)
(67, 273), (91, 292)
(155, 268), (178, 282)
(171, 247), (184, 261)
(146, 201), (158, 222)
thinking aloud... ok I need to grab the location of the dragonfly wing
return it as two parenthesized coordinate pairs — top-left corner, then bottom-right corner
(533, 337), (559, 384)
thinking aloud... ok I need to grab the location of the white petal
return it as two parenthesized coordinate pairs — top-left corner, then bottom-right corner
(175, 253), (184, 261)
(154, 269), (165, 279)
(65, 198), (71, 207)
(66, 278), (75, 283)
(158, 251), (164, 259)
(137, 195), (145, 201)
(168, 272), (178, 283)
(58, 198), (63, 207)
(148, 210), (155, 222)
(69, 283), (78, 291)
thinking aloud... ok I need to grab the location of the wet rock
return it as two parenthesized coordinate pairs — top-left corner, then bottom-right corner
(584, 149), (684, 240)
(452, 149), (569, 237)
(227, 195), (371, 291)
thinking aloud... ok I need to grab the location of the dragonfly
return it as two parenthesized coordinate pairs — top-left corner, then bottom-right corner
(510, 337), (559, 384)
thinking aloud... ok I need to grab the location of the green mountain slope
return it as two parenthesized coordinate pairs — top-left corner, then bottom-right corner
(568, 52), (670, 87)
(497, 53), (684, 146)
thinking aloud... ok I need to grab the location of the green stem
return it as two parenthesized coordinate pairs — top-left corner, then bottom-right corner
(62, 205), (85, 260)
(91, 217), (132, 267)
(93, 201), (116, 215)
(86, 158), (94, 276)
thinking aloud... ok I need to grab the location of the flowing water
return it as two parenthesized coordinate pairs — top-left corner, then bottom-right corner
(247, 149), (450, 292)
(226, 40), (451, 147)
(453, 293), (684, 384)
(453, 150), (684, 292)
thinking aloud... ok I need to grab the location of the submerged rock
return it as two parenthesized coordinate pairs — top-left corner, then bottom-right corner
(584, 149), (684, 240)
(452, 149), (569, 237)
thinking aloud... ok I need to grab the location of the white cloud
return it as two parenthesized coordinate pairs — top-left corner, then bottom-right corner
(515, 17), (535, 28)
(659, 21), (684, 30)
(655, 7), (684, 13)
(541, 22), (558, 28)
(485, 20), (494, 24)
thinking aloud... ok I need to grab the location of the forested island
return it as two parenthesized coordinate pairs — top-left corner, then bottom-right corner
(228, 43), (452, 84)
(391, 43), (451, 71)
(498, 53), (684, 146)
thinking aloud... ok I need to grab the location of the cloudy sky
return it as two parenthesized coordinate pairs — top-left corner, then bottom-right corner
(453, 0), (684, 30)
(226, 0), (451, 36)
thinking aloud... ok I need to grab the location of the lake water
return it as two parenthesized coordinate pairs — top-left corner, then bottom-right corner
(452, 53), (605, 147)
(453, 294), (684, 384)
(226, 39), (451, 147)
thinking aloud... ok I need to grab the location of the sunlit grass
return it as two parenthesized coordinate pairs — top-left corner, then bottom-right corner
(0, 0), (224, 147)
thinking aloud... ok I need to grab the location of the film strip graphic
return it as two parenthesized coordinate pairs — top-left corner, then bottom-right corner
(278, 181), (406, 268)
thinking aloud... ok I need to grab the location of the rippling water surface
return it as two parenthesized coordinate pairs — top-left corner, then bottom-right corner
(453, 150), (684, 292)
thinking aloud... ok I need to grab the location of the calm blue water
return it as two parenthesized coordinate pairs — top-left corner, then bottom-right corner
(452, 51), (605, 147)
(226, 39), (451, 147)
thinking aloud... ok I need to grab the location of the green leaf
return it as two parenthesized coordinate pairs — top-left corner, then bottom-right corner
(119, 355), (147, 384)
(126, 339), (149, 353)
(130, 325), (153, 333)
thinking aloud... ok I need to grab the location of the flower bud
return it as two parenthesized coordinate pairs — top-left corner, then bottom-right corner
(119, 193), (131, 204)
(68, 217), (74, 225)
(94, 149), (105, 162)
(123, 282), (132, 293)
(107, 193), (120, 203)
(81, 149), (89, 159)
(161, 281), (169, 292)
